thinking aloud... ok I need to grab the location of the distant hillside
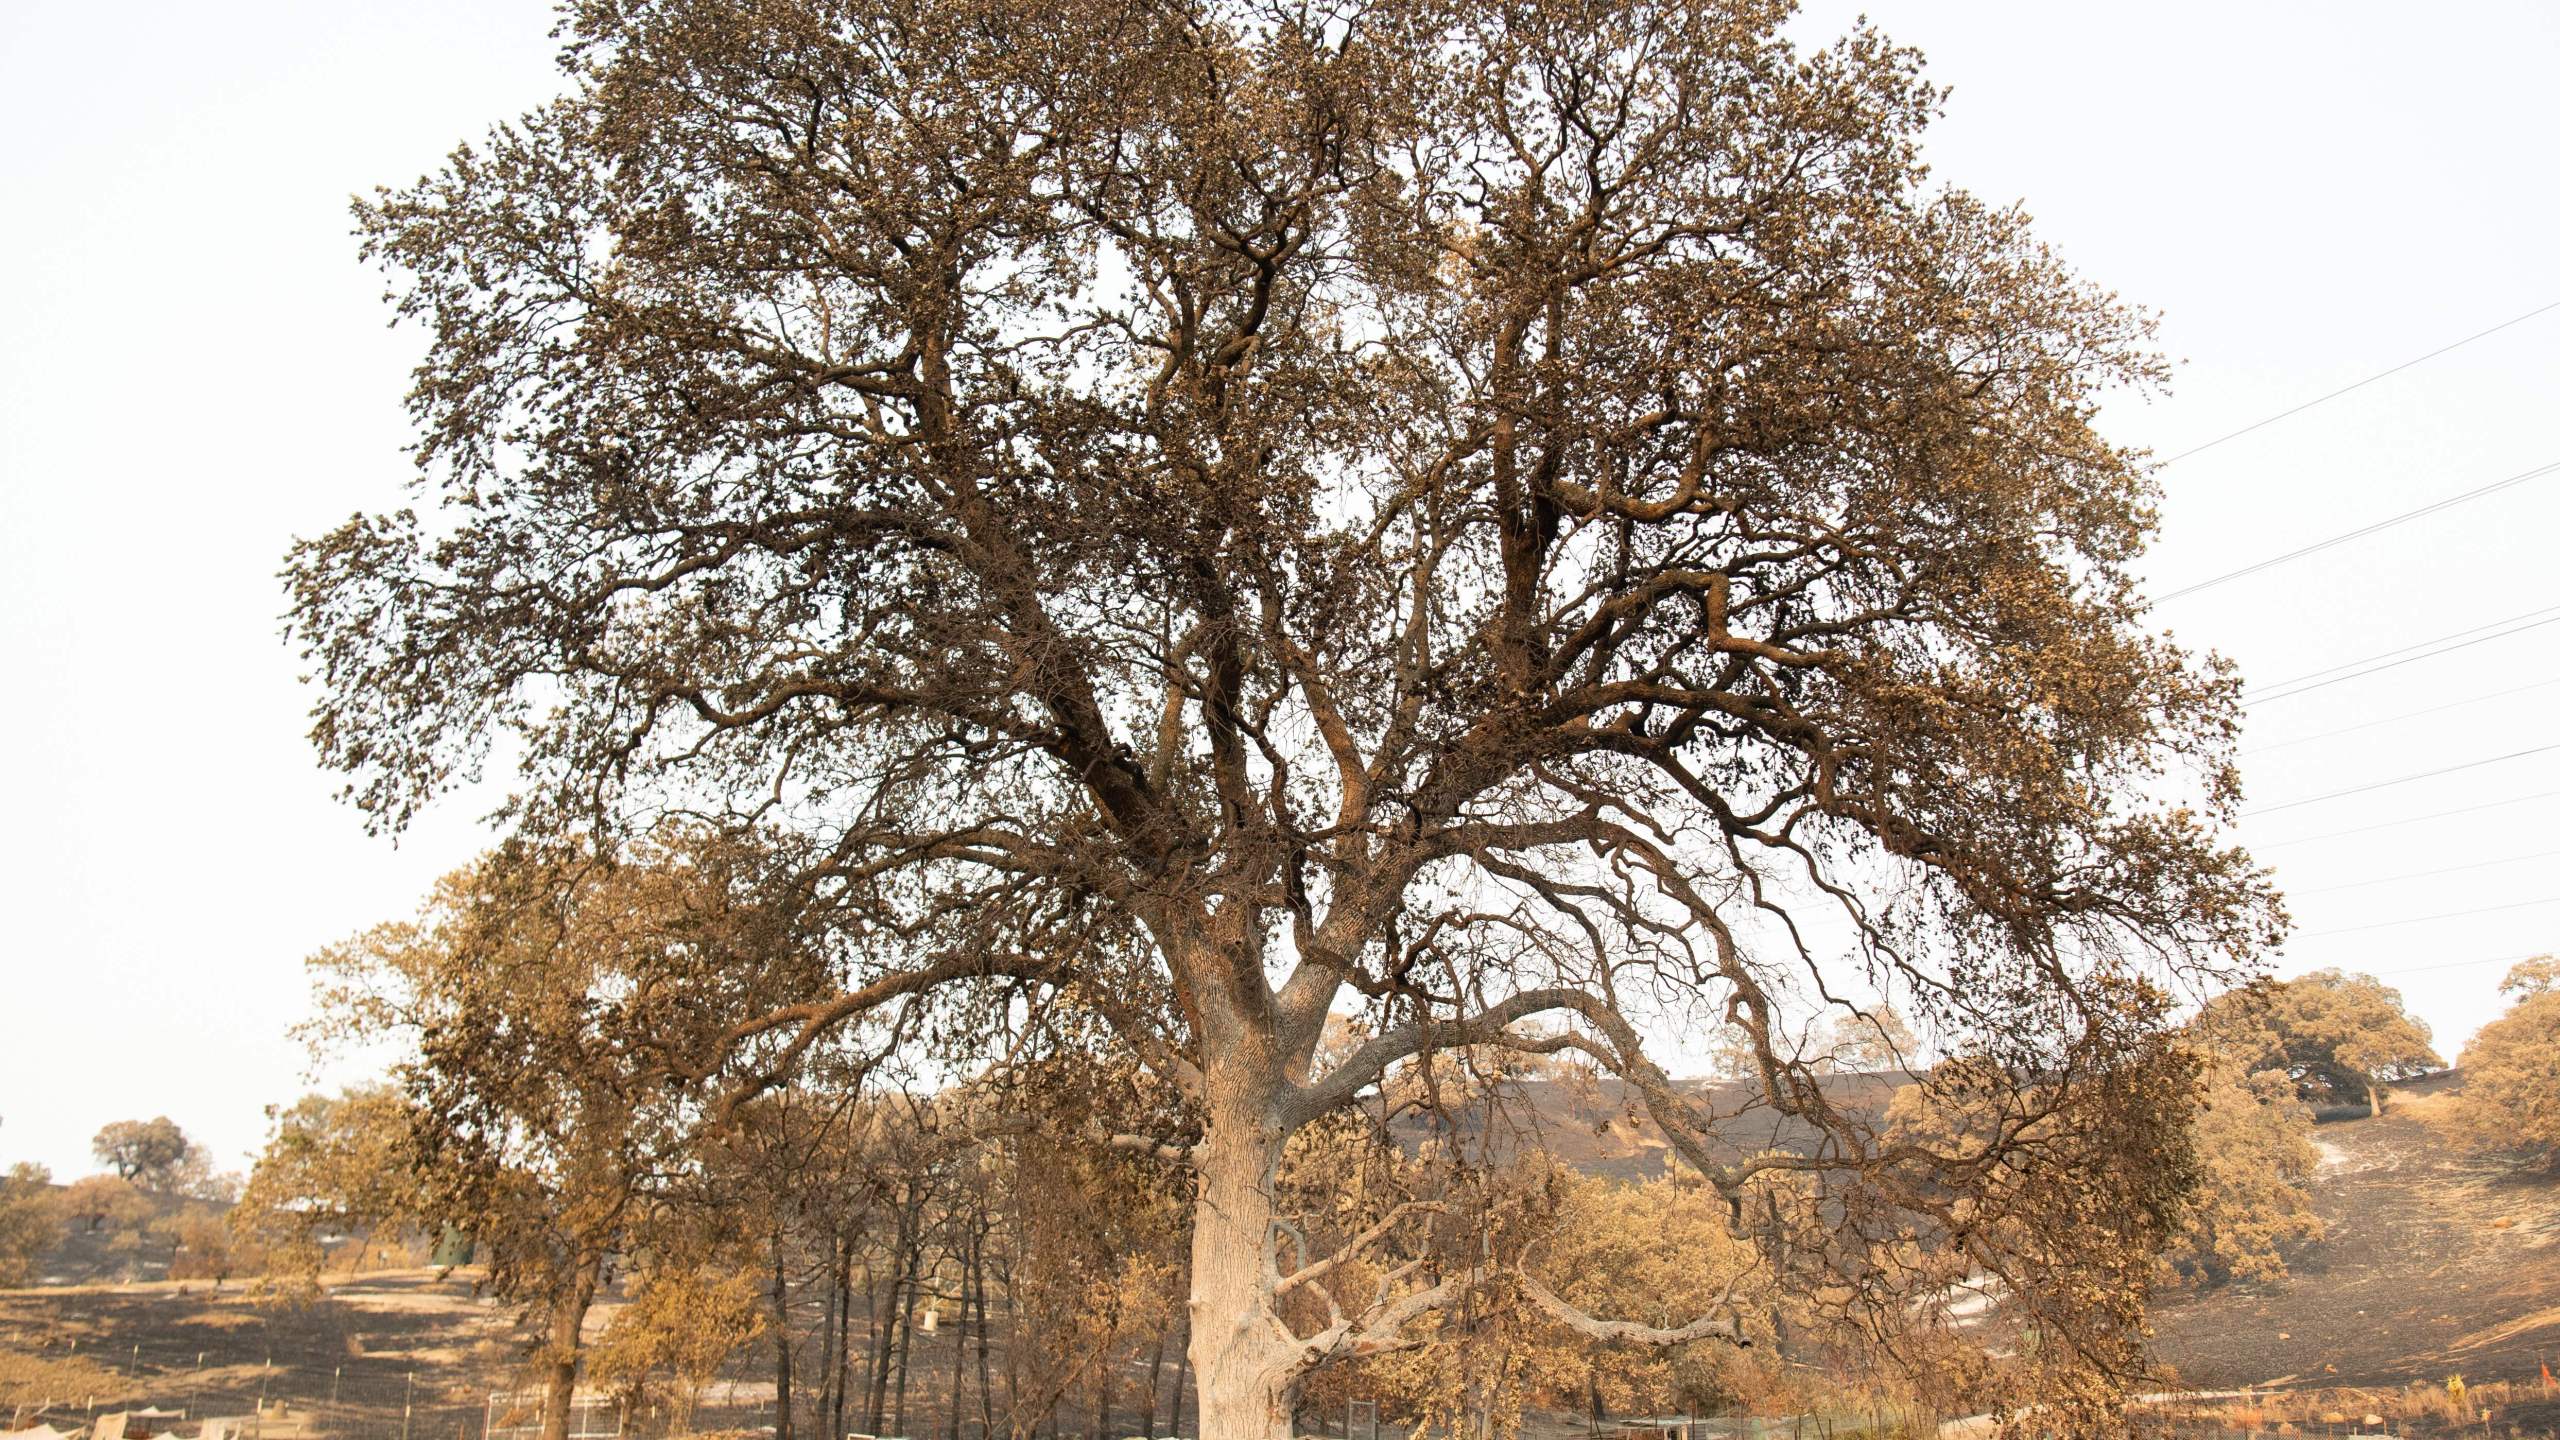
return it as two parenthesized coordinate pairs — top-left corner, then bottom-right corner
(33, 1187), (230, 1288)
(1475, 1067), (2560, 1392)
(1397, 1069), (1913, 1181)
(2149, 1069), (2560, 1390)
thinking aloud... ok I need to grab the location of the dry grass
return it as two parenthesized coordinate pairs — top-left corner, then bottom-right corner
(2391, 1091), (2461, 1130)
(0, 1350), (147, 1418)
(2141, 1376), (2560, 1436)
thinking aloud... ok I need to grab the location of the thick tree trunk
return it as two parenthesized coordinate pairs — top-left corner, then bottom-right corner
(1186, 1091), (1299, 1440)
(537, 1255), (603, 1440)
(2367, 1080), (2385, 1116)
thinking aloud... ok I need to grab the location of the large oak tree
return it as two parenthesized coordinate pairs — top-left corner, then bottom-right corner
(2196, 968), (2439, 1117)
(289, 0), (2279, 1432)
(91, 1117), (201, 1191)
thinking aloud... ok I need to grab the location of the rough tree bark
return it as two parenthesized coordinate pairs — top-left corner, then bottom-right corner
(1186, 1060), (1304, 1440)
(537, 1254), (603, 1440)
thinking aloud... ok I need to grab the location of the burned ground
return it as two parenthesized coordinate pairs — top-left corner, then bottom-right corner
(0, 1272), (526, 1440)
(2149, 1070), (2560, 1390)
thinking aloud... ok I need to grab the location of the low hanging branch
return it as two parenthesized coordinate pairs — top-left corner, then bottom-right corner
(1513, 1273), (1751, 1349)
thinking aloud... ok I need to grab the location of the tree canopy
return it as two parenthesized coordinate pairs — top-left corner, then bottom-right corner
(287, 0), (2280, 1431)
(285, 831), (811, 1440)
(0, 1163), (58, 1287)
(2451, 962), (2560, 1169)
(2159, 1050), (2322, 1286)
(2196, 969), (2439, 1116)
(2498, 953), (2558, 999)
(91, 1117), (201, 1190)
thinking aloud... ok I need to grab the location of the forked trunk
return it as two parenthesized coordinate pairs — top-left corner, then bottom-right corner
(1187, 1094), (1300, 1440)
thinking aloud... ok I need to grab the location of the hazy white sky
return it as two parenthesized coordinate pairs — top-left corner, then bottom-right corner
(3, 1), (2556, 1182)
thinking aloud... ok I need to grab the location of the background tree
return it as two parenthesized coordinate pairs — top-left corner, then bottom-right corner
(1302, 1114), (1993, 1434)
(2197, 970), (2441, 1116)
(236, 1085), (431, 1284)
(2449, 968), (2560, 1169)
(1810, 1006), (1920, 1075)
(1507, 1172), (1783, 1421)
(995, 1135), (1186, 1440)
(587, 1263), (769, 1431)
(90, 1118), (198, 1189)
(303, 830), (809, 1440)
(2158, 1052), (2323, 1287)
(689, 1079), (897, 1440)
(180, 1165), (243, 1205)
(0, 1163), (60, 1287)
(289, 0), (2280, 1432)
(2499, 953), (2558, 999)
(61, 1173), (150, 1237)
(160, 1205), (263, 1290)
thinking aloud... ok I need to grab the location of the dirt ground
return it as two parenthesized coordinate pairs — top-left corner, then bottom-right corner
(0, 1270), (529, 1438)
(2149, 1071), (2560, 1391)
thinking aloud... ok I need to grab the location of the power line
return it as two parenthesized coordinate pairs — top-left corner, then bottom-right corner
(2247, 606), (2560, 705)
(2251, 602), (2560, 692)
(2251, 786), (2560, 849)
(2155, 298), (2560, 467)
(2241, 742), (2560, 816)
(2292, 893), (2560, 939)
(2244, 674), (2560, 754)
(2356, 950), (2537, 979)
(2154, 457), (2560, 603)
(2252, 614), (2560, 704)
(2285, 846), (2560, 896)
